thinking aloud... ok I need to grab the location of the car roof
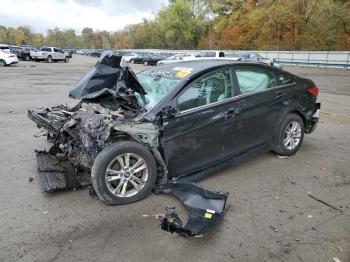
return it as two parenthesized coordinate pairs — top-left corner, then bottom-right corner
(154, 59), (269, 77)
(140, 59), (278, 85)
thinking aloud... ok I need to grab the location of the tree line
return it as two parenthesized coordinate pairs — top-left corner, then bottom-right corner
(0, 0), (349, 51)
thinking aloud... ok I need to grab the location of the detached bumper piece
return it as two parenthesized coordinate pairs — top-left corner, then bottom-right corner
(36, 151), (88, 192)
(158, 182), (228, 238)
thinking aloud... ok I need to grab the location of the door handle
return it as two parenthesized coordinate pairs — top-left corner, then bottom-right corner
(224, 108), (238, 120)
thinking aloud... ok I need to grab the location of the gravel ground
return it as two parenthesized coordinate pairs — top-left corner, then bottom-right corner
(0, 56), (349, 262)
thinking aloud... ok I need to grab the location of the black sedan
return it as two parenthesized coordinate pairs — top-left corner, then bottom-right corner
(28, 57), (320, 206)
(129, 53), (148, 64)
(142, 55), (167, 66)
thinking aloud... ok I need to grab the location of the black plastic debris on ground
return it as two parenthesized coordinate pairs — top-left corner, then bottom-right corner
(36, 151), (86, 192)
(157, 182), (228, 238)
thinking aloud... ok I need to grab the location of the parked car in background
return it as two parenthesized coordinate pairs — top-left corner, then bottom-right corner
(89, 51), (101, 57)
(9, 46), (22, 57)
(0, 44), (10, 53)
(122, 53), (138, 62)
(157, 54), (195, 66)
(0, 50), (19, 66)
(194, 51), (225, 58)
(142, 54), (167, 66)
(31, 47), (70, 63)
(63, 49), (74, 58)
(129, 53), (149, 64)
(15, 46), (37, 61)
(226, 53), (282, 69)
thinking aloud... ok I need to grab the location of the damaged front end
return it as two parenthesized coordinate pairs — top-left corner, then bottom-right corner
(28, 52), (148, 191)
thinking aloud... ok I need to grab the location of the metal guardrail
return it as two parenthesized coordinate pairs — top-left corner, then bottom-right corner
(81, 48), (350, 68)
(254, 51), (350, 68)
(120, 49), (350, 68)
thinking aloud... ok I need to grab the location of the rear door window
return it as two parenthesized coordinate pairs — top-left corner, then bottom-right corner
(234, 66), (276, 95)
(177, 68), (233, 112)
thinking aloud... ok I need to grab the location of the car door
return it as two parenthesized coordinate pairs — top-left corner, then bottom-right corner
(52, 48), (58, 60)
(161, 67), (241, 177)
(58, 49), (65, 60)
(57, 49), (63, 60)
(229, 65), (286, 153)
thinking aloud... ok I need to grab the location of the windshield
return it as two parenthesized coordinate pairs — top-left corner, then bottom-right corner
(136, 72), (180, 111)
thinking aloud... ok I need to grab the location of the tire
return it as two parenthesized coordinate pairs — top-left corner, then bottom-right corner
(91, 141), (157, 205)
(130, 60), (134, 64)
(0, 59), (6, 66)
(64, 56), (69, 63)
(25, 55), (30, 61)
(144, 61), (148, 66)
(46, 56), (52, 63)
(273, 113), (305, 156)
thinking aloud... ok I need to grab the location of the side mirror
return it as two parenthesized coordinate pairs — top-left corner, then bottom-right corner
(162, 106), (177, 119)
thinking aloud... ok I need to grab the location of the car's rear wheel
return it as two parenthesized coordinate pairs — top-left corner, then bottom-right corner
(91, 141), (157, 205)
(273, 114), (304, 156)
(46, 56), (52, 63)
(130, 59), (134, 64)
(0, 59), (6, 66)
(25, 55), (30, 61)
(144, 61), (148, 66)
(64, 56), (69, 63)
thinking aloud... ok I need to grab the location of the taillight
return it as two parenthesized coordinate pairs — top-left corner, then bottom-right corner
(308, 86), (318, 97)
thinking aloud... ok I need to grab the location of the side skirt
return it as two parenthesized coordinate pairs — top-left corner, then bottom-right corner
(174, 141), (273, 183)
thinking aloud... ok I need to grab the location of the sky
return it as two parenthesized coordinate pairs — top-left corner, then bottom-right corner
(0, 0), (165, 34)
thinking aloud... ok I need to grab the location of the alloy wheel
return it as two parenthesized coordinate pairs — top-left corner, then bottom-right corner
(105, 153), (148, 197)
(283, 121), (302, 150)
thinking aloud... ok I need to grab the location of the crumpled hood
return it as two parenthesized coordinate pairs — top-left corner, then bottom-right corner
(69, 51), (146, 100)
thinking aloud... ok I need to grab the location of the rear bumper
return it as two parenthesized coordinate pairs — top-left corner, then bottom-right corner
(305, 102), (321, 134)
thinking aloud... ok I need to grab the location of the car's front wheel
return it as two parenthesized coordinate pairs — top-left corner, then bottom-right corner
(46, 56), (52, 63)
(144, 61), (148, 66)
(0, 59), (6, 66)
(64, 56), (69, 63)
(91, 141), (157, 205)
(274, 114), (304, 156)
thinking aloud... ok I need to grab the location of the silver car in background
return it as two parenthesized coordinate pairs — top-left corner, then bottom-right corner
(31, 47), (70, 63)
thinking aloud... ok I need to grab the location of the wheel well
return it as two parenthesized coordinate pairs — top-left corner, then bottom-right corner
(289, 110), (306, 127)
(107, 130), (167, 182)
(108, 130), (137, 143)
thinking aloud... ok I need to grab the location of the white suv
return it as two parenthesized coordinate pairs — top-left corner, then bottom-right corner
(0, 50), (19, 66)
